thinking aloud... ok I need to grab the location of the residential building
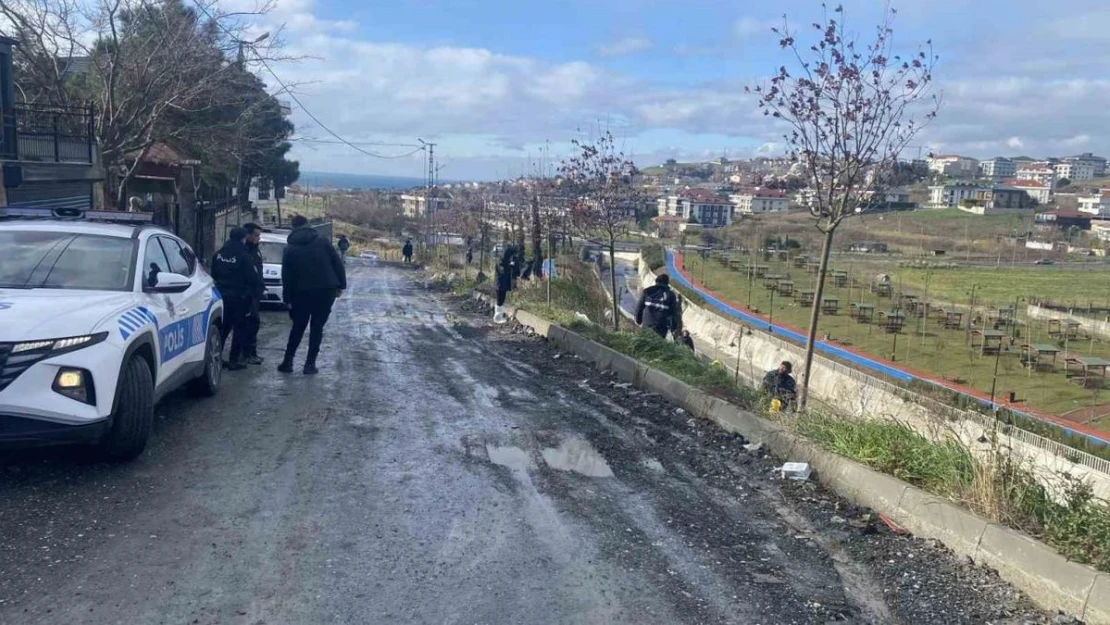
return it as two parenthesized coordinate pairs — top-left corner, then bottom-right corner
(653, 214), (686, 238)
(1004, 179), (1052, 204)
(1091, 221), (1110, 242)
(1078, 191), (1110, 217)
(677, 192), (733, 227)
(1036, 210), (1093, 232)
(979, 157), (1016, 180)
(1063, 152), (1107, 177)
(1015, 165), (1057, 190)
(926, 154), (979, 178)
(929, 182), (1030, 212)
(730, 188), (789, 214)
(0, 37), (103, 211)
(1054, 161), (1096, 182)
(401, 190), (450, 218)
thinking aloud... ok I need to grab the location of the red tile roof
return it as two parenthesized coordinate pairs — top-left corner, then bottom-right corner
(1005, 178), (1047, 188)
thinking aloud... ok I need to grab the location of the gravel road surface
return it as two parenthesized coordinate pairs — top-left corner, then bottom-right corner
(0, 261), (1076, 625)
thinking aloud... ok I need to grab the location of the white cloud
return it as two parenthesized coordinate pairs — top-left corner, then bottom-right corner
(733, 17), (776, 38)
(1064, 134), (1091, 148)
(596, 36), (653, 57)
(1006, 137), (1024, 149)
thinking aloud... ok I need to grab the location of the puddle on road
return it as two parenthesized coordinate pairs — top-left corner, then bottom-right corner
(541, 439), (614, 478)
(486, 445), (532, 472)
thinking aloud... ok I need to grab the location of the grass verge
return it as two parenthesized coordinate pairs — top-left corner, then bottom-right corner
(797, 413), (1110, 573)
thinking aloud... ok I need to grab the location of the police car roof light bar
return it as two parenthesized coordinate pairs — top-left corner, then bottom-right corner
(0, 206), (154, 223)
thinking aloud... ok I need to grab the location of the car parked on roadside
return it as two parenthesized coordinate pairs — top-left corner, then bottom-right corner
(258, 230), (289, 306)
(0, 208), (225, 460)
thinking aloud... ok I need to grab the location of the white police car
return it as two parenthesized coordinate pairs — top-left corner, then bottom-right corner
(0, 208), (225, 460)
(258, 230), (288, 306)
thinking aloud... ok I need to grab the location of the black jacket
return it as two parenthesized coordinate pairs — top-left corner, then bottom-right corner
(337, 236), (350, 252)
(496, 248), (518, 292)
(246, 242), (265, 297)
(635, 284), (682, 336)
(402, 242), (414, 257)
(762, 370), (797, 400)
(282, 227), (347, 300)
(211, 239), (263, 299)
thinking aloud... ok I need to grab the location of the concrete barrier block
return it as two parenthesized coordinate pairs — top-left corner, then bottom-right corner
(547, 326), (568, 344)
(563, 331), (602, 363)
(976, 524), (1098, 619)
(514, 310), (552, 337)
(642, 368), (692, 407)
(604, 348), (639, 383)
(1084, 574), (1110, 625)
(820, 459), (908, 514)
(703, 399), (776, 439)
(683, 388), (717, 420)
(896, 487), (987, 560)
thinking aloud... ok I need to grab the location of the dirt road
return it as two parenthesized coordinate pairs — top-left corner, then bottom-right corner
(0, 261), (1072, 624)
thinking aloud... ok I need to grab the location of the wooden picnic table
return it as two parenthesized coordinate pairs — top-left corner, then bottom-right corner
(1065, 356), (1110, 388)
(821, 296), (840, 316)
(872, 282), (892, 297)
(880, 310), (906, 333)
(939, 310), (963, 329)
(746, 264), (770, 279)
(806, 262), (822, 275)
(793, 256), (810, 268)
(762, 274), (787, 290)
(972, 329), (1006, 355)
(1048, 319), (1081, 340)
(850, 302), (875, 324)
(831, 271), (849, 287)
(1020, 343), (1062, 370)
(776, 280), (795, 297)
(797, 290), (815, 306)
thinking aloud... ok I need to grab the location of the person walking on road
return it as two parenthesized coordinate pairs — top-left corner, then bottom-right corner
(211, 227), (264, 371)
(465, 247), (473, 266)
(635, 273), (682, 339)
(278, 216), (347, 375)
(337, 235), (350, 262)
(241, 223), (266, 365)
(493, 245), (518, 324)
(402, 239), (414, 263)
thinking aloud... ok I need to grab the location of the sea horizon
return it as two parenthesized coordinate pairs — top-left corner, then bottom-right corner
(297, 171), (460, 191)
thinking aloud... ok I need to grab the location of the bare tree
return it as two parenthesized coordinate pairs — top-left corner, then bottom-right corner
(560, 130), (641, 330)
(0, 0), (288, 207)
(749, 3), (939, 409)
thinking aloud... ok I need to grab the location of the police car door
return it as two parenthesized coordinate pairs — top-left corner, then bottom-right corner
(139, 235), (193, 387)
(158, 236), (212, 367)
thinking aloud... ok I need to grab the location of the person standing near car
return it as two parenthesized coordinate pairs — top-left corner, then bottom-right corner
(337, 234), (350, 261)
(278, 216), (347, 375)
(635, 273), (682, 339)
(211, 227), (263, 371)
(241, 223), (266, 365)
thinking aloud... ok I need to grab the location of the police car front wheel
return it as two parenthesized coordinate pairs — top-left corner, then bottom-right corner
(188, 322), (223, 397)
(95, 356), (154, 462)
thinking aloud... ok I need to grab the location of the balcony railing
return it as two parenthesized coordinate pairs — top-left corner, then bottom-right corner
(0, 104), (95, 164)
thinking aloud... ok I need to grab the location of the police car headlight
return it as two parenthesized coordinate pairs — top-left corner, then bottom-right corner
(12, 332), (108, 356)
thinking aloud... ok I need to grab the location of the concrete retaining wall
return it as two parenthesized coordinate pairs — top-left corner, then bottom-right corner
(496, 296), (1109, 624)
(638, 260), (1110, 501)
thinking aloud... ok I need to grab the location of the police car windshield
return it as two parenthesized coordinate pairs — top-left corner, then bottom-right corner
(259, 241), (285, 264)
(0, 231), (134, 291)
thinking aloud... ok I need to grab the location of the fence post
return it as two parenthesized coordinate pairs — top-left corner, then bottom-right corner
(52, 112), (59, 162)
(87, 105), (94, 163)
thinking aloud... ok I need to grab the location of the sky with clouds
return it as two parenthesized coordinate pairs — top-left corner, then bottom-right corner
(235, 0), (1110, 180)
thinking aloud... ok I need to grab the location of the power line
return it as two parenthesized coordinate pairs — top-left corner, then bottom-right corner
(189, 0), (427, 161)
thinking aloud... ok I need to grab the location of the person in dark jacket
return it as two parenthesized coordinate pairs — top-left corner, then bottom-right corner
(465, 247), (473, 266)
(211, 227), (263, 370)
(241, 223), (266, 365)
(762, 361), (797, 407)
(635, 273), (682, 338)
(337, 234), (350, 258)
(402, 239), (414, 263)
(493, 245), (518, 323)
(278, 216), (347, 375)
(679, 330), (696, 352)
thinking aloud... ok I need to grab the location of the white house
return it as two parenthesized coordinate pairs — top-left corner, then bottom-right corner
(927, 154), (979, 178)
(1054, 161), (1096, 182)
(929, 182), (989, 208)
(401, 191), (450, 218)
(680, 194), (733, 227)
(980, 157), (1016, 180)
(1015, 165), (1057, 189)
(1078, 192), (1110, 217)
(1007, 179), (1052, 204)
(730, 188), (789, 214)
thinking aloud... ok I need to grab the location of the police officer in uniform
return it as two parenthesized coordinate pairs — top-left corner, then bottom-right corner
(635, 273), (682, 339)
(211, 227), (264, 370)
(242, 223), (265, 365)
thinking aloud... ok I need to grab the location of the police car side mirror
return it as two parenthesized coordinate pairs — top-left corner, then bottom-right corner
(146, 272), (191, 294)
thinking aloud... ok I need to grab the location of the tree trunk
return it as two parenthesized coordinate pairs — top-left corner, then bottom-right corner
(608, 239), (620, 331)
(275, 192), (282, 228)
(798, 226), (836, 411)
(531, 194), (543, 278)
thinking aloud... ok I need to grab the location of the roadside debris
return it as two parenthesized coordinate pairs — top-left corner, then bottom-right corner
(781, 462), (812, 481)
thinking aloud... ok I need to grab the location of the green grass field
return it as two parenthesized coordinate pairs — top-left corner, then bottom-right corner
(683, 253), (1110, 424)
